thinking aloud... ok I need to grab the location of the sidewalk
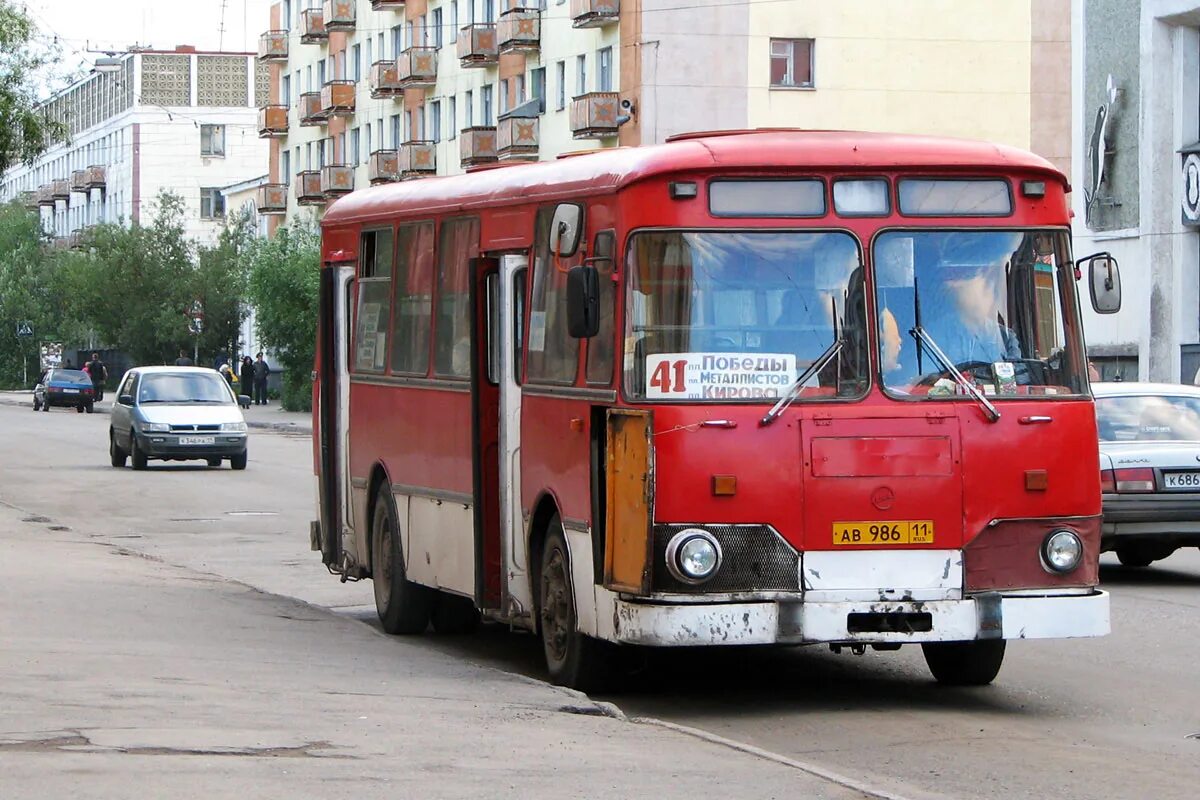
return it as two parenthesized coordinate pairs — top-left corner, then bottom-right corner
(0, 390), (313, 434)
(0, 507), (853, 800)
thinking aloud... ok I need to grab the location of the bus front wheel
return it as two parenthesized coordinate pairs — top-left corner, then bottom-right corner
(539, 518), (613, 692)
(371, 485), (433, 635)
(921, 639), (1006, 686)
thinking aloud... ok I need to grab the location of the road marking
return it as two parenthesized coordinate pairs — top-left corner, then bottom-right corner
(629, 716), (923, 800)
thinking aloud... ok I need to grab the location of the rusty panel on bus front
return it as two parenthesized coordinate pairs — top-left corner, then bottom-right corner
(605, 409), (653, 594)
(802, 413), (964, 551)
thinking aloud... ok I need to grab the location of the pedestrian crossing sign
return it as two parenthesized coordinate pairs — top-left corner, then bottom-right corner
(15, 322), (32, 337)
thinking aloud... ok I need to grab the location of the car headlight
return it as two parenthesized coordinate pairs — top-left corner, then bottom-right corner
(1042, 529), (1083, 573)
(665, 528), (723, 584)
(143, 422), (170, 433)
(221, 422), (247, 432)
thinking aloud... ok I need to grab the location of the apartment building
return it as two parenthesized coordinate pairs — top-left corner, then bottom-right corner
(258, 0), (1068, 224)
(0, 47), (271, 246)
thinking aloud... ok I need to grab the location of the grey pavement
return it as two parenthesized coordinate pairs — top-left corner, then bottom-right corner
(0, 389), (313, 433)
(0, 503), (864, 800)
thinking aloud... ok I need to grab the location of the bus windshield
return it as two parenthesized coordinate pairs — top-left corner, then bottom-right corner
(874, 229), (1087, 399)
(624, 230), (869, 402)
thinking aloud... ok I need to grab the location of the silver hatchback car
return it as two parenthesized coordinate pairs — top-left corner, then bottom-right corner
(109, 367), (250, 470)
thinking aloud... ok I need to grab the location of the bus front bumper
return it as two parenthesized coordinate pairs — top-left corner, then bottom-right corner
(611, 591), (1110, 647)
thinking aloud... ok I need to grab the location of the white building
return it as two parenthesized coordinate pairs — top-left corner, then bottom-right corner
(1, 46), (271, 247)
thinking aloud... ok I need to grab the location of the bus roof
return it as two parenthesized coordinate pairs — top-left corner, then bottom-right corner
(322, 129), (1067, 226)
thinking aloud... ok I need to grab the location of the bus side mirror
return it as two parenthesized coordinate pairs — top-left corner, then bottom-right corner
(566, 265), (600, 338)
(1084, 253), (1121, 314)
(549, 203), (583, 258)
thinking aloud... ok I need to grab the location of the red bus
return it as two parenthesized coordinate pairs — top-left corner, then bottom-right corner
(311, 130), (1121, 689)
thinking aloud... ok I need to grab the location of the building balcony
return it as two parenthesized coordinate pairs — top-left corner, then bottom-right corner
(71, 170), (89, 193)
(68, 229), (90, 250)
(35, 185), (54, 207)
(457, 25), (498, 68)
(570, 0), (619, 28)
(369, 60), (402, 98)
(570, 92), (620, 138)
(460, 127), (498, 168)
(296, 170), (324, 205)
(86, 165), (107, 190)
(497, 117), (539, 161)
(368, 149), (399, 184)
(398, 141), (437, 177)
(258, 30), (288, 61)
(321, 164), (354, 197)
(258, 104), (289, 137)
(299, 91), (325, 125)
(370, 0), (405, 7)
(498, 8), (540, 53)
(300, 8), (327, 44)
(397, 47), (437, 88)
(256, 183), (289, 214)
(320, 80), (356, 117)
(51, 179), (70, 200)
(322, 0), (355, 32)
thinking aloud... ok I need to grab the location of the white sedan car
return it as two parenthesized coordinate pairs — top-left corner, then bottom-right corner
(1095, 381), (1200, 566)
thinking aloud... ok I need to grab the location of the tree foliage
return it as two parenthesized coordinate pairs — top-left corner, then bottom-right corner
(0, 1), (66, 174)
(0, 201), (56, 386)
(246, 224), (320, 411)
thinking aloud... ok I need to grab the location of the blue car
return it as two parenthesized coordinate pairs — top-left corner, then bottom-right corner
(33, 368), (96, 413)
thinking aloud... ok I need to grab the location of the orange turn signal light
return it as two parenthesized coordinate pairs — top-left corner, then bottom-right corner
(712, 475), (737, 496)
(1025, 469), (1048, 491)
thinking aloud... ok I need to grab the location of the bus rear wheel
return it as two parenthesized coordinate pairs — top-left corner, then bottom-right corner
(922, 639), (1006, 686)
(371, 485), (433, 635)
(539, 518), (613, 692)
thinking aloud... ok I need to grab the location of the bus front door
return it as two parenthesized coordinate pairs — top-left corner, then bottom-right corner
(315, 264), (354, 571)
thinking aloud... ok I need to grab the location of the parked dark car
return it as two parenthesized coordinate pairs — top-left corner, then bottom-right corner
(33, 368), (96, 413)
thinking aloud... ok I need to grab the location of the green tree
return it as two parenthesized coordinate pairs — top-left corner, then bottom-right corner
(0, 201), (61, 387)
(246, 223), (320, 411)
(194, 207), (255, 364)
(0, 2), (67, 174)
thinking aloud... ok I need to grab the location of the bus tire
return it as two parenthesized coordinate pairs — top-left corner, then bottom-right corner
(371, 485), (433, 635)
(921, 639), (1006, 686)
(539, 518), (613, 692)
(431, 592), (481, 634)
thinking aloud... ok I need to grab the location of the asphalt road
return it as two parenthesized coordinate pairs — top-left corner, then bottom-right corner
(1, 402), (1197, 799)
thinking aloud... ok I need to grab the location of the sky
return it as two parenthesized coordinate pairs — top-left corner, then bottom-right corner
(26, 0), (274, 83)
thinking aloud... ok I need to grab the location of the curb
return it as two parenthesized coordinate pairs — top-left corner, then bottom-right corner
(0, 393), (312, 436)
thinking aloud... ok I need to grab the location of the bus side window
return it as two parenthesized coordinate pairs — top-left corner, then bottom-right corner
(354, 227), (394, 373)
(390, 222), (435, 375)
(434, 217), (480, 378)
(586, 230), (616, 385)
(527, 205), (582, 384)
(513, 267), (527, 385)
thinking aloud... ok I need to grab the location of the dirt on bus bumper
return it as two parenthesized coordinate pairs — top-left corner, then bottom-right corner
(610, 591), (1110, 646)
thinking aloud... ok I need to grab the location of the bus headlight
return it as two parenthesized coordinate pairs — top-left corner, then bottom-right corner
(665, 528), (723, 584)
(1042, 529), (1083, 573)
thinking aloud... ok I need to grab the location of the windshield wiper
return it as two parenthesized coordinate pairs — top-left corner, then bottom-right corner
(909, 325), (1000, 423)
(760, 338), (844, 427)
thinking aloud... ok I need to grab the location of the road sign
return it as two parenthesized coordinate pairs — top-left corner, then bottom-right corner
(16, 322), (33, 337)
(189, 317), (204, 335)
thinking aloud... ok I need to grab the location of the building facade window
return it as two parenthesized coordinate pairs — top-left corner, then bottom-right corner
(391, 114), (401, 147)
(555, 61), (565, 110)
(281, 74), (291, 106)
(499, 78), (510, 114)
(575, 54), (586, 96)
(465, 89), (474, 126)
(200, 188), (225, 218)
(769, 38), (814, 88)
(449, 96), (457, 137)
(350, 128), (360, 165)
(429, 99), (442, 141)
(531, 67), (545, 113)
(366, 122), (373, 155)
(352, 44), (361, 81)
(481, 83), (493, 125)
(281, 149), (291, 179)
(450, 1), (458, 41)
(200, 124), (225, 156)
(483, 0), (495, 23)
(597, 47), (612, 91)
(432, 8), (443, 48)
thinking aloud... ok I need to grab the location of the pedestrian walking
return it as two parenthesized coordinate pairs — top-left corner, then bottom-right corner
(85, 352), (108, 401)
(219, 359), (234, 386)
(253, 352), (271, 406)
(175, 349), (193, 367)
(239, 356), (254, 398)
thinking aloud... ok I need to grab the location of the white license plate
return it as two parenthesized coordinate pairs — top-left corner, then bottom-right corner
(63, 388), (78, 394)
(179, 436), (215, 445)
(1163, 471), (1200, 489)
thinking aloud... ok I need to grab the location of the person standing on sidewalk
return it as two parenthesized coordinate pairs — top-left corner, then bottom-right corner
(85, 352), (108, 402)
(175, 350), (193, 366)
(253, 352), (271, 406)
(239, 356), (254, 399)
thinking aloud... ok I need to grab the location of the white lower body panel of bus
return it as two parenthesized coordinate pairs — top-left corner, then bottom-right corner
(607, 590), (1110, 646)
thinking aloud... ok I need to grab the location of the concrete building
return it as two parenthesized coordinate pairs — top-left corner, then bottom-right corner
(257, 0), (1070, 225)
(1072, 0), (1200, 383)
(0, 47), (271, 247)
